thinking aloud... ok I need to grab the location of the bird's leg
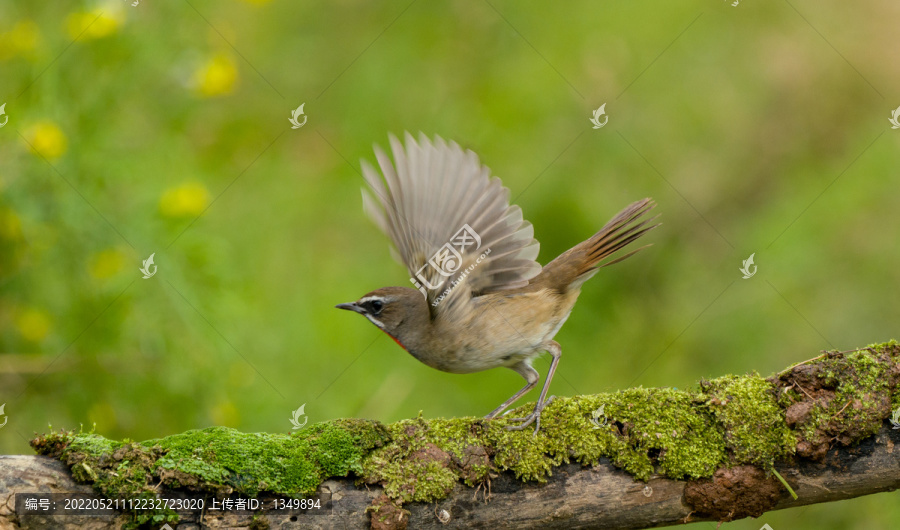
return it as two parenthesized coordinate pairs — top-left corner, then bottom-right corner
(484, 361), (539, 420)
(505, 341), (561, 434)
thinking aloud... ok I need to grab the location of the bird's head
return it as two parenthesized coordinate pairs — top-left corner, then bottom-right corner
(336, 286), (430, 351)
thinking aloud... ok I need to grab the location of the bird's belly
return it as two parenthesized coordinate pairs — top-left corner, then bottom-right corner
(431, 319), (567, 374)
(448, 343), (540, 374)
(421, 289), (578, 374)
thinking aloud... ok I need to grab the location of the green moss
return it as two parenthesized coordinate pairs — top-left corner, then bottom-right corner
(777, 342), (896, 451)
(360, 415), (483, 503)
(65, 433), (124, 456)
(877, 340), (900, 411)
(31, 419), (389, 527)
(30, 341), (899, 512)
(700, 374), (795, 468)
(483, 389), (724, 482)
(597, 388), (723, 479)
(30, 430), (175, 529)
(146, 420), (390, 497)
(358, 386), (727, 499)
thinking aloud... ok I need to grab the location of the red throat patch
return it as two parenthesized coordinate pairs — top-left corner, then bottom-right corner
(384, 331), (408, 352)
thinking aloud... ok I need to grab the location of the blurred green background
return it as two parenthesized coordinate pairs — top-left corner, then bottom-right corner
(1, 0), (898, 528)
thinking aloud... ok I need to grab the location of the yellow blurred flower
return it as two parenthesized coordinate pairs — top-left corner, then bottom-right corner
(159, 182), (210, 218)
(89, 248), (126, 279)
(66, 7), (124, 41)
(24, 121), (68, 160)
(193, 53), (239, 97)
(0, 208), (23, 241)
(16, 307), (51, 342)
(0, 19), (42, 61)
(211, 400), (240, 426)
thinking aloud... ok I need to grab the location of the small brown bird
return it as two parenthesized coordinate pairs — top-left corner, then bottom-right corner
(338, 133), (658, 431)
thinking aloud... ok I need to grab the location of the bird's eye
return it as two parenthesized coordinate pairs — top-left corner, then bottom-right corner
(370, 300), (384, 314)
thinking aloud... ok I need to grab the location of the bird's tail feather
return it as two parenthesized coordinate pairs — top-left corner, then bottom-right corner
(540, 198), (659, 291)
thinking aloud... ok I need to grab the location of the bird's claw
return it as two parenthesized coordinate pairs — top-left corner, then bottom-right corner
(504, 395), (556, 436)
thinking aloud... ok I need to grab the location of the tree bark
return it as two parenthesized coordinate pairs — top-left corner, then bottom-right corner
(2, 425), (898, 529)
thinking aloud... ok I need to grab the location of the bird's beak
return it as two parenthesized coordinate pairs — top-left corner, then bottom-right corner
(335, 302), (365, 314)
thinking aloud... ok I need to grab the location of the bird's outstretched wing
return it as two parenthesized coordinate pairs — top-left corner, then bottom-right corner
(361, 132), (541, 317)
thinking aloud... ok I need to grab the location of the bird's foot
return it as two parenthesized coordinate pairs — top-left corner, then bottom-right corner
(483, 406), (504, 421)
(504, 395), (556, 435)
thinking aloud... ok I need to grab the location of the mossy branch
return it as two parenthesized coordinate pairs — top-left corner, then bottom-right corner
(2, 341), (899, 530)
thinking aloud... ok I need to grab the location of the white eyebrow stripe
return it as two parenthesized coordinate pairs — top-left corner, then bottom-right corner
(358, 296), (395, 305)
(358, 296), (384, 304)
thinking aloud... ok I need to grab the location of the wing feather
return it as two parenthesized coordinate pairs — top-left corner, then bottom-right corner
(361, 132), (542, 317)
